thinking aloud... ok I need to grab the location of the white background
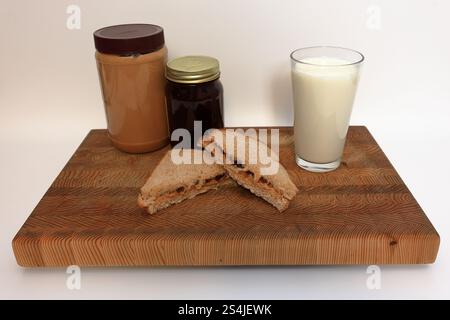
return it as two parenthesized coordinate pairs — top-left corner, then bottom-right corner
(1, 0), (450, 299)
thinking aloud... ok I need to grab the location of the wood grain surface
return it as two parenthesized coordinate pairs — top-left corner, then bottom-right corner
(12, 127), (440, 267)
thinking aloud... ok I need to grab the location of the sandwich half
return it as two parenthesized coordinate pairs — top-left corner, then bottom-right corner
(200, 129), (298, 212)
(138, 149), (229, 214)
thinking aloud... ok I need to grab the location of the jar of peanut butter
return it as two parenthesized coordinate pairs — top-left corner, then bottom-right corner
(94, 24), (169, 153)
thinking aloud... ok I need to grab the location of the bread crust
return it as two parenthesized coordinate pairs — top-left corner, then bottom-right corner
(138, 176), (231, 214)
(225, 165), (289, 211)
(138, 149), (229, 214)
(200, 129), (298, 211)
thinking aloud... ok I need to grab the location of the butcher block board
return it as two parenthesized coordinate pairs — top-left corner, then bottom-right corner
(12, 127), (440, 267)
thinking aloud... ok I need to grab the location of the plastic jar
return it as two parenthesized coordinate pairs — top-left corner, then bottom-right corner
(94, 24), (169, 153)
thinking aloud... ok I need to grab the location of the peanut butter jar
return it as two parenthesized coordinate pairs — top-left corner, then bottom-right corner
(94, 24), (169, 153)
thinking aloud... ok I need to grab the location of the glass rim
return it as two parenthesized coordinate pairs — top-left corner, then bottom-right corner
(290, 46), (365, 67)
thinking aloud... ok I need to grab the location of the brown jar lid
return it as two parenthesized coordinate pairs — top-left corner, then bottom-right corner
(94, 24), (165, 55)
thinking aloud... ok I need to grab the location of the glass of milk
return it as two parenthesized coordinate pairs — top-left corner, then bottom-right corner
(290, 46), (364, 172)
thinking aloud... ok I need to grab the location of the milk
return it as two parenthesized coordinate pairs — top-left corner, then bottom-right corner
(291, 57), (360, 164)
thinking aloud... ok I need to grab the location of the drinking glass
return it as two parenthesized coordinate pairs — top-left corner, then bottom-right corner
(291, 46), (364, 172)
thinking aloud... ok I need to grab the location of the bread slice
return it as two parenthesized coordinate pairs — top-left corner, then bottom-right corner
(200, 129), (298, 211)
(138, 149), (229, 214)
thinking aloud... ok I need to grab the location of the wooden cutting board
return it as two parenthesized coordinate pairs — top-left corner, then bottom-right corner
(12, 127), (439, 267)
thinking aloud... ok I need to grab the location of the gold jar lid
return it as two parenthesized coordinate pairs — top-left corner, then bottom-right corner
(166, 55), (220, 84)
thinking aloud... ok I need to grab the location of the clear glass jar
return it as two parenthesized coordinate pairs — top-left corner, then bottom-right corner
(165, 56), (224, 147)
